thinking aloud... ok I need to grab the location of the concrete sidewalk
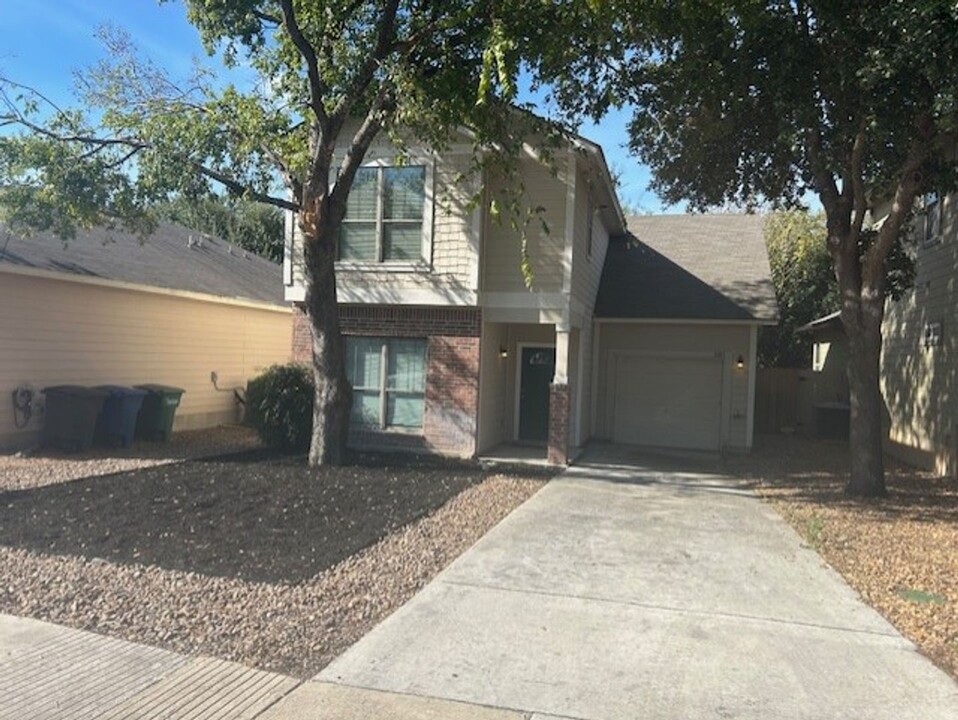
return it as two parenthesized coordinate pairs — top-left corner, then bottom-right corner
(0, 614), (299, 719)
(272, 448), (958, 719)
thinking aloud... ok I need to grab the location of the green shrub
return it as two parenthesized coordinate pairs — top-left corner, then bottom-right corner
(246, 363), (314, 451)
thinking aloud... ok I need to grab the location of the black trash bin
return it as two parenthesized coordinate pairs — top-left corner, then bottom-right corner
(42, 386), (109, 452)
(94, 385), (148, 448)
(135, 384), (185, 441)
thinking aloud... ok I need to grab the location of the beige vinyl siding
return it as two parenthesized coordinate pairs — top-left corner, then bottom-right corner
(0, 272), (292, 449)
(482, 158), (567, 293)
(286, 143), (480, 303)
(881, 192), (958, 475)
(569, 167), (611, 319)
(594, 322), (752, 449)
(477, 322), (510, 452)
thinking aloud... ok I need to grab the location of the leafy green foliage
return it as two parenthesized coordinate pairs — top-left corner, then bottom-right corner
(760, 211), (839, 367)
(760, 207), (917, 368)
(246, 363), (315, 451)
(614, 2), (958, 211)
(156, 196), (284, 262)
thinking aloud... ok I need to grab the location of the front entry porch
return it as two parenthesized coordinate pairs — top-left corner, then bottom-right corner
(477, 321), (581, 465)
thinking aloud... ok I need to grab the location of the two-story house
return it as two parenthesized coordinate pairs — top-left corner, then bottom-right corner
(881, 191), (958, 477)
(284, 131), (778, 464)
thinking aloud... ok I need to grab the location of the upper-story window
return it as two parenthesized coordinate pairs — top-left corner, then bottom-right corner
(922, 192), (941, 248)
(338, 165), (427, 263)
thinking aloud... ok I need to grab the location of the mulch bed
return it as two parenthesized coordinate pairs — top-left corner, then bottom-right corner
(726, 436), (958, 679)
(0, 450), (485, 584)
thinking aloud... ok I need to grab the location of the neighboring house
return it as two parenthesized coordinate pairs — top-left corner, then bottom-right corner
(0, 222), (292, 450)
(286, 134), (778, 464)
(800, 192), (957, 477)
(797, 311), (851, 439)
(882, 191), (957, 476)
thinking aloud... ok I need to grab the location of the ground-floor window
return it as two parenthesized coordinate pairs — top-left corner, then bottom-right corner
(345, 337), (426, 430)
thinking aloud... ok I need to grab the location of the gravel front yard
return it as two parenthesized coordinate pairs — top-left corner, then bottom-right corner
(0, 425), (262, 491)
(727, 436), (958, 679)
(0, 451), (546, 677)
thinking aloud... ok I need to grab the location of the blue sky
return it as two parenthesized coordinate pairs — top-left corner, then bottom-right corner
(1, 0), (671, 213)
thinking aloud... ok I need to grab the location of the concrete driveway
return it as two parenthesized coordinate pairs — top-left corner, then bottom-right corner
(273, 446), (958, 719)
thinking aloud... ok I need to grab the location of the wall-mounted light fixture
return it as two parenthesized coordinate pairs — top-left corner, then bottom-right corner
(499, 345), (509, 359)
(735, 355), (746, 370)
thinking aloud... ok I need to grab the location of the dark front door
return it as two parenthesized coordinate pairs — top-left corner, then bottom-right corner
(518, 346), (556, 442)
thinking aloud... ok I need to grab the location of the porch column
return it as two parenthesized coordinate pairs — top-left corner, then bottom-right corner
(548, 328), (571, 465)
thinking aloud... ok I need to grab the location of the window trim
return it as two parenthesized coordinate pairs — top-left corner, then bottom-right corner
(922, 192), (942, 248)
(347, 336), (427, 432)
(335, 158), (434, 268)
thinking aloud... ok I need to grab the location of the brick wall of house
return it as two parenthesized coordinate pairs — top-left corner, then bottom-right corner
(548, 382), (571, 465)
(292, 308), (311, 362)
(423, 335), (481, 455)
(292, 305), (480, 457)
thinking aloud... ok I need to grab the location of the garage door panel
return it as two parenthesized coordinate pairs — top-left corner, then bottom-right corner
(612, 355), (722, 450)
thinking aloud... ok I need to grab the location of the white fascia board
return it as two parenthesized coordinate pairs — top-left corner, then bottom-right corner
(481, 291), (568, 309)
(337, 285), (477, 306)
(562, 150), (577, 295)
(571, 137), (627, 235)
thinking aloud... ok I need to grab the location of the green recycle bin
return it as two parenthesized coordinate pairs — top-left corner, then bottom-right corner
(134, 384), (185, 441)
(42, 385), (109, 452)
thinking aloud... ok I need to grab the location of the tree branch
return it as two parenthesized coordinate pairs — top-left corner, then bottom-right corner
(329, 86), (396, 216)
(804, 127), (840, 216)
(4, 106), (299, 213)
(862, 135), (930, 292)
(278, 0), (328, 126)
(191, 162), (300, 211)
(846, 120), (868, 250)
(260, 142), (303, 204)
(330, 0), (401, 124)
(251, 9), (281, 25)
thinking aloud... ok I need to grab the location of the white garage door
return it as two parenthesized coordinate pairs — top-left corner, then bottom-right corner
(612, 354), (723, 450)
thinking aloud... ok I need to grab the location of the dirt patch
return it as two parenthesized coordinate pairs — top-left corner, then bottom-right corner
(0, 452), (547, 677)
(727, 435), (958, 678)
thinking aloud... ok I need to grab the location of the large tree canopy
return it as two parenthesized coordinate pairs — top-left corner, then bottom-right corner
(552, 0), (958, 495)
(0, 0), (611, 465)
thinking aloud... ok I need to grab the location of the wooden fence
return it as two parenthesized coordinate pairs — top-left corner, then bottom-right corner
(755, 368), (815, 434)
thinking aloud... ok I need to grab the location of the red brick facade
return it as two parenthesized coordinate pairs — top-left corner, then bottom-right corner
(548, 382), (571, 466)
(292, 305), (480, 457)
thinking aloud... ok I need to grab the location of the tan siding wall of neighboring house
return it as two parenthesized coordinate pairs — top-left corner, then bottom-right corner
(881, 193), (958, 476)
(0, 272), (292, 449)
(594, 323), (752, 449)
(482, 158), (567, 294)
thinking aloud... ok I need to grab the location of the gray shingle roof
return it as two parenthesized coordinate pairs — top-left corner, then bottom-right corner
(0, 222), (285, 306)
(595, 214), (779, 322)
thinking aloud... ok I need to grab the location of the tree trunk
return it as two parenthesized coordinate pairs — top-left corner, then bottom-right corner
(843, 304), (886, 497)
(302, 224), (352, 467)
